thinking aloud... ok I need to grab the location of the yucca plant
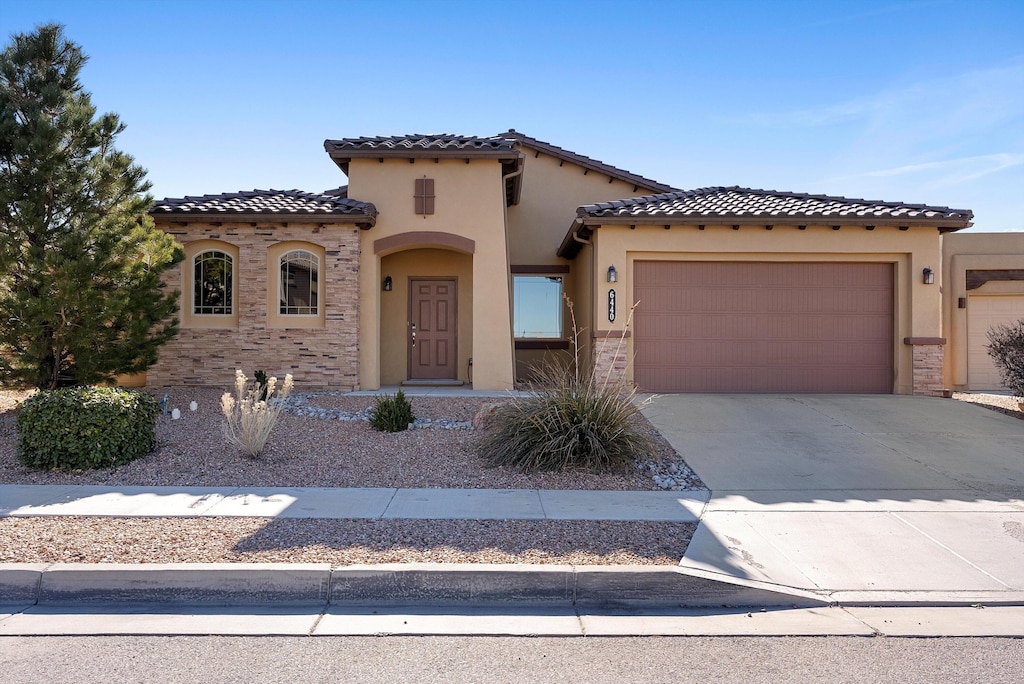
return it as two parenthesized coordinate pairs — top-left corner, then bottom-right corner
(478, 297), (653, 472)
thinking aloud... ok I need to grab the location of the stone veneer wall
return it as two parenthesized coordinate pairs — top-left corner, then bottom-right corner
(148, 222), (360, 390)
(909, 342), (945, 396)
(592, 333), (630, 387)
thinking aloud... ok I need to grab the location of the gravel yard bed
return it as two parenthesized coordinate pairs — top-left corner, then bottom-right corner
(0, 388), (703, 491)
(0, 516), (694, 566)
(953, 391), (1024, 421)
(0, 387), (703, 566)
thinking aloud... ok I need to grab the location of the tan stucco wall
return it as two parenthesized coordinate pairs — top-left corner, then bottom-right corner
(349, 158), (514, 390)
(150, 221), (360, 389)
(587, 223), (946, 395)
(505, 149), (660, 378)
(942, 231), (1024, 388)
(506, 151), (660, 266)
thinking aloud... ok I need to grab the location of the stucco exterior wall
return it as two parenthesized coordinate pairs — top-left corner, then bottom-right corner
(349, 158), (514, 390)
(587, 222), (946, 395)
(506, 151), (659, 266)
(149, 221), (360, 390)
(942, 231), (1024, 388)
(505, 149), (658, 379)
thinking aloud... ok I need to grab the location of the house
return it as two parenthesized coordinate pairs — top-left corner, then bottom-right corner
(942, 232), (1024, 391)
(148, 130), (986, 396)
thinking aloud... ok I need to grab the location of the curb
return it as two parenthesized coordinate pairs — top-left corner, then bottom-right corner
(1, 563), (825, 609)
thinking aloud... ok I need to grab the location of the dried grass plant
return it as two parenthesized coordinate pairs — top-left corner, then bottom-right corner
(221, 369), (294, 457)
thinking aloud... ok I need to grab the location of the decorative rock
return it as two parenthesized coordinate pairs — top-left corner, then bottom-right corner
(472, 402), (504, 430)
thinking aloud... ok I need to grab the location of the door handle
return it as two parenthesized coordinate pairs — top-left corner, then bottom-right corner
(410, 322), (416, 347)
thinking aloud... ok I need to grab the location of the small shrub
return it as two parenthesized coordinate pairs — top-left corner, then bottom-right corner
(369, 390), (415, 432)
(987, 320), (1024, 398)
(253, 370), (269, 401)
(16, 387), (159, 470)
(221, 369), (294, 457)
(477, 297), (654, 472)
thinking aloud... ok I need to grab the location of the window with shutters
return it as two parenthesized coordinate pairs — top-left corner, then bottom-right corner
(414, 177), (435, 215)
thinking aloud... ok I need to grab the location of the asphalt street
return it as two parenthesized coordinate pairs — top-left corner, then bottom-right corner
(3, 635), (1023, 683)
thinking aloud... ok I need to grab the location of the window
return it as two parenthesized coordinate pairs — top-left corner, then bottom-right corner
(193, 250), (233, 315)
(513, 276), (562, 338)
(280, 250), (319, 315)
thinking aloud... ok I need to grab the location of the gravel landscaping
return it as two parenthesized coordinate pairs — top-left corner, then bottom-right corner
(953, 391), (1024, 421)
(0, 387), (704, 566)
(0, 516), (693, 565)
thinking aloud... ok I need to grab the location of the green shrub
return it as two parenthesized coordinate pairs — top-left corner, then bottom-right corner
(987, 320), (1024, 398)
(16, 387), (160, 470)
(477, 361), (653, 472)
(369, 390), (415, 432)
(253, 370), (269, 401)
(477, 296), (653, 472)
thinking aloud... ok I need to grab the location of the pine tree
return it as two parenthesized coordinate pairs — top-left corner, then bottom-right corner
(0, 24), (182, 389)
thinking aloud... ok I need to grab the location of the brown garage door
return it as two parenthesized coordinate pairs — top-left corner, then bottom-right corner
(633, 261), (894, 393)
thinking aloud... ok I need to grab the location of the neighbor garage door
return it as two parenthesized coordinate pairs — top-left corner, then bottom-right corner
(967, 294), (1024, 390)
(633, 261), (894, 393)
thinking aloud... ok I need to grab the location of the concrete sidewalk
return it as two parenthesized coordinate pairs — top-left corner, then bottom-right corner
(0, 484), (706, 521)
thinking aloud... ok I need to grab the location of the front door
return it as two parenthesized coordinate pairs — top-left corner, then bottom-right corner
(408, 278), (457, 380)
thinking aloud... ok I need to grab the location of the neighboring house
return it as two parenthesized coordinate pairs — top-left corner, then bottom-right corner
(942, 232), (1024, 391)
(148, 130), (982, 395)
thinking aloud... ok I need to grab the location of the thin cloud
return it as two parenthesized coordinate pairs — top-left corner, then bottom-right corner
(828, 153), (1024, 185)
(739, 59), (1024, 132)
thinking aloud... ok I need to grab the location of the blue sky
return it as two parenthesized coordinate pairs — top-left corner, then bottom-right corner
(3, 0), (1022, 231)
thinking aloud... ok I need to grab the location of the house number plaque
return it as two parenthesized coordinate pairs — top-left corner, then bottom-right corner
(608, 289), (616, 322)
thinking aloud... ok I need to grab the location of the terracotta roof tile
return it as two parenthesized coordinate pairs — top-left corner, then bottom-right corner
(151, 189), (376, 222)
(578, 186), (974, 223)
(325, 134), (517, 154)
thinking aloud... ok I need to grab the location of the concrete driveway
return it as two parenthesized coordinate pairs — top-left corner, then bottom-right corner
(640, 394), (1024, 603)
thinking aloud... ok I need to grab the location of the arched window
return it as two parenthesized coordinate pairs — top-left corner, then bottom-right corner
(280, 250), (319, 315)
(193, 250), (233, 315)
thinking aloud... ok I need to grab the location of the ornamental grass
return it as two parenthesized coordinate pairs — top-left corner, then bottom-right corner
(477, 297), (654, 472)
(221, 369), (294, 457)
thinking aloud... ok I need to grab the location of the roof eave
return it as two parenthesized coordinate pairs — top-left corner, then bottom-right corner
(326, 147), (519, 163)
(557, 213), (973, 259)
(151, 210), (377, 229)
(576, 214), (973, 229)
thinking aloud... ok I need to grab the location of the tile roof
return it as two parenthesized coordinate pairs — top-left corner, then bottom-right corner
(324, 134), (517, 155)
(559, 186), (974, 258)
(578, 186), (974, 223)
(151, 189), (377, 225)
(323, 130), (677, 195)
(500, 129), (677, 194)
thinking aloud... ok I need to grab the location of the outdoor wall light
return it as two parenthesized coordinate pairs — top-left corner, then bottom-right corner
(382, 275), (393, 291)
(922, 267), (934, 285)
(607, 265), (617, 283)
